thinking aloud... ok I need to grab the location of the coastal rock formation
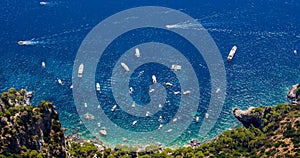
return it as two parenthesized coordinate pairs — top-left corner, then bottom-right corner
(0, 88), (66, 157)
(232, 106), (271, 129)
(287, 83), (300, 104)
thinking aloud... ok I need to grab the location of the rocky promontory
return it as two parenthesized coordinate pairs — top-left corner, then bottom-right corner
(0, 88), (66, 157)
(287, 83), (300, 104)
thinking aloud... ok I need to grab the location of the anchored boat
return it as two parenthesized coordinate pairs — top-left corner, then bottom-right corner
(227, 45), (237, 62)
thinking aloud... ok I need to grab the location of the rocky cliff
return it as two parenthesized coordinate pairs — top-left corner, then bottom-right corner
(287, 83), (300, 104)
(0, 88), (66, 157)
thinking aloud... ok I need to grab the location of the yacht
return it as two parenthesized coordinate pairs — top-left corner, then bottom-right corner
(195, 116), (199, 123)
(135, 48), (140, 57)
(166, 129), (173, 133)
(18, 40), (31, 46)
(158, 116), (163, 122)
(146, 111), (150, 117)
(40, 2), (47, 5)
(294, 50), (297, 55)
(171, 64), (182, 71)
(149, 88), (155, 93)
(121, 62), (130, 72)
(158, 124), (163, 130)
(216, 88), (221, 93)
(132, 120), (137, 126)
(129, 87), (133, 94)
(96, 83), (100, 91)
(78, 64), (84, 78)
(158, 104), (162, 108)
(165, 82), (173, 86)
(111, 105), (117, 112)
(132, 102), (136, 109)
(183, 90), (191, 95)
(205, 113), (209, 119)
(172, 118), (178, 122)
(152, 75), (157, 84)
(174, 91), (180, 95)
(57, 79), (62, 85)
(41, 62), (46, 68)
(227, 45), (237, 62)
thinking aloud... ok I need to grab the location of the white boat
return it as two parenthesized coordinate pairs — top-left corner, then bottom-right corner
(132, 120), (137, 126)
(132, 102), (136, 109)
(183, 90), (191, 95)
(158, 124), (163, 130)
(18, 40), (32, 46)
(57, 79), (62, 85)
(158, 116), (163, 122)
(216, 88), (221, 93)
(84, 103), (88, 108)
(172, 118), (178, 122)
(195, 116), (199, 123)
(294, 50), (297, 55)
(152, 75), (157, 84)
(171, 64), (182, 71)
(78, 64), (84, 78)
(149, 88), (155, 93)
(97, 123), (101, 127)
(135, 48), (140, 58)
(166, 129), (172, 133)
(40, 1), (47, 5)
(158, 104), (162, 108)
(70, 85), (73, 89)
(174, 91), (180, 95)
(165, 82), (173, 86)
(205, 113), (209, 119)
(146, 111), (150, 117)
(129, 87), (133, 94)
(96, 83), (100, 91)
(111, 105), (117, 112)
(121, 62), (130, 72)
(41, 62), (46, 68)
(227, 45), (237, 62)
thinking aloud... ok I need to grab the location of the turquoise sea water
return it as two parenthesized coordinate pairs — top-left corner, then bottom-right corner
(0, 0), (299, 147)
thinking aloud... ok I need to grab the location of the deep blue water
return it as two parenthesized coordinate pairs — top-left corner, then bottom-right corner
(0, 0), (300, 147)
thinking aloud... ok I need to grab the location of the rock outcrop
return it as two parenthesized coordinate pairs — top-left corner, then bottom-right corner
(0, 88), (66, 157)
(287, 83), (300, 104)
(232, 106), (271, 129)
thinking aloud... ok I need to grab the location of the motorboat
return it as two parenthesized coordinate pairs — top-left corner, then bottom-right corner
(121, 62), (130, 72)
(146, 111), (150, 117)
(158, 124), (163, 130)
(111, 105), (117, 112)
(132, 120), (137, 126)
(183, 90), (191, 95)
(195, 116), (199, 123)
(152, 75), (157, 84)
(18, 40), (32, 46)
(165, 82), (173, 86)
(42, 62), (46, 68)
(57, 79), (62, 85)
(171, 64), (182, 71)
(227, 45), (237, 62)
(135, 48), (140, 57)
(78, 64), (84, 78)
(96, 83), (100, 91)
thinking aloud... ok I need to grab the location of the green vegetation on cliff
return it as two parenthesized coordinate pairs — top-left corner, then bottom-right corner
(0, 88), (66, 157)
(1, 88), (300, 157)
